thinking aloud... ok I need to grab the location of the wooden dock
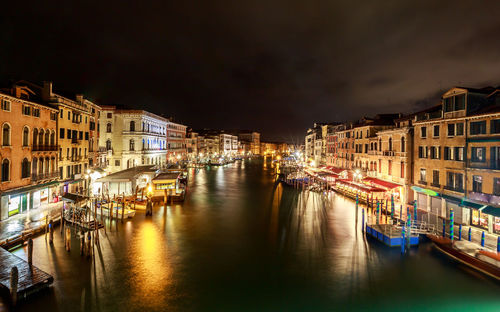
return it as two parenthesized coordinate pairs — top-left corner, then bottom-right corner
(0, 247), (53, 299)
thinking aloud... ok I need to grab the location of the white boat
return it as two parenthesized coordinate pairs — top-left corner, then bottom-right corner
(97, 203), (136, 219)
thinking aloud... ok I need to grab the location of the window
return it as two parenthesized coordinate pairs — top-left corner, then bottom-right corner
(491, 119), (500, 134)
(50, 112), (57, 121)
(22, 127), (29, 146)
(32, 108), (40, 117)
(401, 137), (405, 153)
(494, 178), (500, 196)
(418, 146), (425, 158)
(420, 126), (427, 138)
(430, 146), (440, 159)
(444, 147), (453, 160)
(444, 97), (453, 112)
(419, 168), (426, 183)
(388, 137), (392, 151)
(471, 147), (486, 162)
(67, 111), (71, 120)
(433, 125), (440, 137)
(472, 175), (483, 193)
(107, 112), (112, 118)
(89, 121), (95, 131)
(1, 159), (9, 181)
(432, 170), (439, 186)
(106, 123), (112, 133)
(446, 172), (464, 192)
(85, 132), (89, 140)
(22, 105), (31, 115)
(106, 139), (112, 150)
(79, 131), (83, 140)
(130, 121), (135, 131)
(455, 94), (465, 110)
(456, 122), (464, 135)
(2, 124), (10, 146)
(21, 158), (30, 178)
(470, 121), (486, 135)
(400, 162), (405, 178)
(115, 160), (120, 166)
(455, 147), (464, 161)
(388, 160), (392, 175)
(129, 139), (135, 151)
(60, 109), (63, 118)
(60, 128), (65, 139)
(1, 99), (11, 111)
(447, 124), (455, 136)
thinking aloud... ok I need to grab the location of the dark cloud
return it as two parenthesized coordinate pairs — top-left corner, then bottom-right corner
(1, 0), (500, 142)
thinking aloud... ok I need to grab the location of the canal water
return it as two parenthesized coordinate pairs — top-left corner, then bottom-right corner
(5, 159), (500, 311)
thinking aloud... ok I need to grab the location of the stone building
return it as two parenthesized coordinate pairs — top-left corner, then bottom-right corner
(0, 84), (59, 220)
(413, 86), (500, 234)
(99, 106), (168, 173)
(166, 120), (187, 162)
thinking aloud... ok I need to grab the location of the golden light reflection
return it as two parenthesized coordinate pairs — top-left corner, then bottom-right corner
(129, 221), (173, 309)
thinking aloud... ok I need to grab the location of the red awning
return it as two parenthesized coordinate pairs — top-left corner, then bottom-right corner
(362, 177), (401, 190)
(324, 166), (345, 174)
(336, 179), (385, 193)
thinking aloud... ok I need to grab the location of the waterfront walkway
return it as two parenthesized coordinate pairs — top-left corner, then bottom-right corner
(0, 202), (62, 242)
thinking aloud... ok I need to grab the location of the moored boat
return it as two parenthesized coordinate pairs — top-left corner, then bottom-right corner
(427, 234), (500, 281)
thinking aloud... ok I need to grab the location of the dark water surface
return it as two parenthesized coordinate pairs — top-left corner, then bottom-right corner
(6, 159), (500, 311)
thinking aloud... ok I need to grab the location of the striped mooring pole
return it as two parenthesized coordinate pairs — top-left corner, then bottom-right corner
(401, 225), (406, 254)
(407, 206), (410, 221)
(362, 208), (365, 233)
(399, 205), (402, 222)
(376, 201), (380, 225)
(450, 208), (454, 242)
(481, 231), (485, 247)
(458, 224), (462, 241)
(442, 218), (446, 237)
(497, 236), (500, 253)
(468, 227), (472, 241)
(390, 194), (394, 220)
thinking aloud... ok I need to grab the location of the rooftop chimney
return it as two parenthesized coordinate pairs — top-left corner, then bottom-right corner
(42, 81), (53, 101)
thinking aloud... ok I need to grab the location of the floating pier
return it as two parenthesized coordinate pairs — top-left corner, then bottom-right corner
(0, 247), (53, 300)
(365, 224), (420, 247)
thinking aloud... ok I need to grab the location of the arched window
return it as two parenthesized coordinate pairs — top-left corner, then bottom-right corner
(401, 137), (405, 153)
(21, 158), (30, 178)
(45, 157), (50, 174)
(142, 139), (145, 150)
(378, 138), (382, 151)
(130, 121), (135, 132)
(106, 123), (112, 133)
(106, 139), (112, 150)
(2, 124), (10, 146)
(50, 157), (55, 172)
(1, 159), (10, 181)
(33, 128), (38, 146)
(44, 130), (49, 147)
(38, 158), (44, 175)
(23, 127), (29, 146)
(38, 129), (44, 145)
(129, 139), (135, 151)
(32, 157), (38, 176)
(50, 131), (55, 146)
(388, 137), (392, 151)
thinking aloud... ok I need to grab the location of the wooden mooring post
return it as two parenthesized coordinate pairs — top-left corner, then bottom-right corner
(10, 266), (18, 306)
(28, 238), (33, 266)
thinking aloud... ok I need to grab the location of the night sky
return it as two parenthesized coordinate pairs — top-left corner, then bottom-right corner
(2, 1), (500, 143)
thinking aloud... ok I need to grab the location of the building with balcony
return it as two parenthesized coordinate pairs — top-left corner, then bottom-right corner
(99, 106), (168, 173)
(166, 120), (187, 162)
(237, 131), (260, 155)
(0, 84), (59, 220)
(413, 86), (500, 234)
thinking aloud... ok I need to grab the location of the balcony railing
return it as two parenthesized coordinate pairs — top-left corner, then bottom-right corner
(466, 159), (500, 170)
(443, 185), (464, 193)
(32, 145), (58, 151)
(31, 172), (59, 181)
(71, 138), (81, 144)
(383, 150), (395, 156)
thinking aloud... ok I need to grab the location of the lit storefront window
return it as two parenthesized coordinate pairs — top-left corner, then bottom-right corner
(471, 209), (488, 229)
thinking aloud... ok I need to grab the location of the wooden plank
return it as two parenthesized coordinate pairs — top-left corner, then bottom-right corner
(0, 247), (53, 297)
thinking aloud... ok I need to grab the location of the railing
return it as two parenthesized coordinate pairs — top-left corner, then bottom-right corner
(466, 159), (500, 170)
(443, 185), (464, 193)
(31, 172), (59, 181)
(383, 150), (395, 156)
(32, 145), (58, 151)
(71, 156), (83, 162)
(71, 138), (80, 144)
